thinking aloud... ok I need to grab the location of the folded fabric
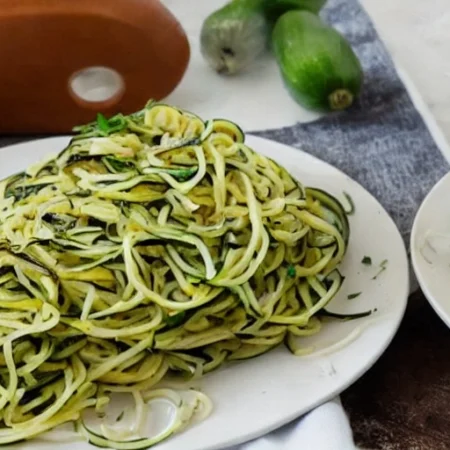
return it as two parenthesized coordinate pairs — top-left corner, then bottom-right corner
(233, 398), (356, 450)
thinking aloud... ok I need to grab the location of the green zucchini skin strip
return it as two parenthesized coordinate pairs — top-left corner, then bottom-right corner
(0, 101), (351, 446)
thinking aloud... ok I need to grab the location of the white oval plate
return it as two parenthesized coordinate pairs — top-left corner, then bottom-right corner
(411, 171), (450, 327)
(0, 135), (409, 450)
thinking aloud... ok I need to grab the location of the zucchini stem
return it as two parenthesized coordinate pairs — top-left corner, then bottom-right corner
(329, 89), (354, 110)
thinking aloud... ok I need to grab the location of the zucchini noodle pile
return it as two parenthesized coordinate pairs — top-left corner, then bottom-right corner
(0, 102), (349, 447)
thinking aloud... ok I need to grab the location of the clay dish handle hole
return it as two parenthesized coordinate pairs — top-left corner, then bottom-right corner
(69, 66), (125, 111)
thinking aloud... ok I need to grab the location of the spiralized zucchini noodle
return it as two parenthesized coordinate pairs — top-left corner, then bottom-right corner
(0, 101), (349, 448)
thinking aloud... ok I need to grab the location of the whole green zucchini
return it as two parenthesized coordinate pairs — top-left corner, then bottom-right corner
(200, 0), (268, 75)
(263, 0), (327, 23)
(272, 11), (363, 111)
(200, 0), (327, 75)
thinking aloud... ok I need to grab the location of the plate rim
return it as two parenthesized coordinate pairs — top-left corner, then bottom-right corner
(231, 134), (410, 448)
(411, 171), (450, 328)
(0, 134), (410, 450)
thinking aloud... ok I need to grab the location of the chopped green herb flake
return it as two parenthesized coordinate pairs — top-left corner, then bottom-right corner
(116, 411), (125, 422)
(361, 256), (372, 265)
(96, 113), (110, 134)
(287, 265), (296, 278)
(166, 311), (186, 328)
(372, 260), (388, 280)
(347, 292), (361, 300)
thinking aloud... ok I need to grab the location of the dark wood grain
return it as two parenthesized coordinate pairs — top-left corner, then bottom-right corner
(342, 292), (450, 450)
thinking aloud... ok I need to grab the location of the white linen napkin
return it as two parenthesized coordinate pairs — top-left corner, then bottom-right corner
(232, 398), (357, 450)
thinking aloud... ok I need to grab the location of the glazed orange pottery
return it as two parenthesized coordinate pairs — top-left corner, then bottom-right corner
(0, 0), (190, 133)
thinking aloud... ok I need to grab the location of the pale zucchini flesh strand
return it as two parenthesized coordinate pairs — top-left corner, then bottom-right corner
(0, 102), (351, 446)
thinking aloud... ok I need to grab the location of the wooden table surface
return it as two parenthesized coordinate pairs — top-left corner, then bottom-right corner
(342, 291), (450, 450)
